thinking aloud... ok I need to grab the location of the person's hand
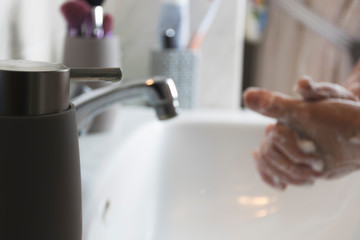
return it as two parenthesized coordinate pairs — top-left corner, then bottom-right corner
(244, 88), (360, 190)
(253, 122), (323, 190)
(295, 76), (358, 101)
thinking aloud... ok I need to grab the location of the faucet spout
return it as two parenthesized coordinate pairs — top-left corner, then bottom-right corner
(72, 77), (179, 132)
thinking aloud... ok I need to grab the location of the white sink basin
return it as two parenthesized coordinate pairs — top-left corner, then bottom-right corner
(80, 108), (360, 240)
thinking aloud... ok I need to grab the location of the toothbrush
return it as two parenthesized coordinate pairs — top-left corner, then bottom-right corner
(103, 13), (114, 37)
(188, 0), (222, 50)
(163, 28), (178, 49)
(85, 0), (105, 38)
(60, 1), (91, 37)
(158, 0), (190, 49)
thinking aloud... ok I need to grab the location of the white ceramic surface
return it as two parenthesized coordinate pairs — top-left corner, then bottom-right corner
(79, 108), (360, 240)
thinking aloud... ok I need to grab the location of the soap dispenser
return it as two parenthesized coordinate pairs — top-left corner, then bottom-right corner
(0, 60), (121, 240)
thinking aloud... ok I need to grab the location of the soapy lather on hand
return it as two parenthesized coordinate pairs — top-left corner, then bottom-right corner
(244, 61), (360, 190)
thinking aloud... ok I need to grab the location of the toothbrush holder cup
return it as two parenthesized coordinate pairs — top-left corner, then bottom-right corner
(150, 49), (200, 109)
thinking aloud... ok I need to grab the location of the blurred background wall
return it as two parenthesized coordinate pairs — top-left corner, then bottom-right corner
(0, 0), (246, 109)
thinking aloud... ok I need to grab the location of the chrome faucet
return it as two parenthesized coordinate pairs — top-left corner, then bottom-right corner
(73, 76), (179, 134)
(0, 59), (179, 240)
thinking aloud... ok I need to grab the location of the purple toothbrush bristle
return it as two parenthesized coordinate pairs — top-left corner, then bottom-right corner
(61, 1), (91, 36)
(103, 14), (114, 37)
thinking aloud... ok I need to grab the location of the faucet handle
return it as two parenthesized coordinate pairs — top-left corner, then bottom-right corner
(70, 67), (122, 83)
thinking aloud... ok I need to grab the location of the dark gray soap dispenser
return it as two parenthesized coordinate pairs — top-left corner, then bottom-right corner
(0, 60), (121, 240)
